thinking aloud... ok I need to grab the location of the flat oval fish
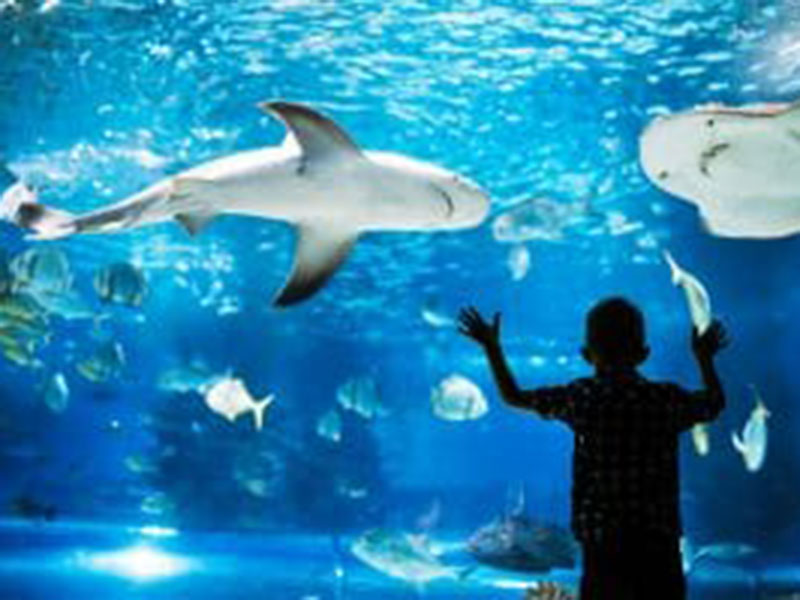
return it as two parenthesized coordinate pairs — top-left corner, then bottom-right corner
(351, 528), (472, 586)
(42, 372), (69, 414)
(336, 375), (386, 419)
(77, 340), (126, 383)
(204, 376), (274, 431)
(731, 386), (770, 473)
(1, 102), (490, 306)
(10, 246), (73, 295)
(93, 262), (147, 307)
(639, 101), (800, 238)
(663, 250), (712, 335)
(431, 374), (489, 421)
(316, 408), (342, 443)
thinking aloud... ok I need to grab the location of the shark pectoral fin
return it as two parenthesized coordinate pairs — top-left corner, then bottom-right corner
(175, 211), (217, 237)
(273, 222), (359, 307)
(259, 102), (363, 165)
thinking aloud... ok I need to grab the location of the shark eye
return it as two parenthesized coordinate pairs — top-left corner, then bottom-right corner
(706, 118), (715, 128)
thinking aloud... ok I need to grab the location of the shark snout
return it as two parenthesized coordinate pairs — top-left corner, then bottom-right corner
(435, 176), (490, 228)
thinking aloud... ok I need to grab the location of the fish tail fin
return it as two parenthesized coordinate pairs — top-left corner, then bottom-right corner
(731, 430), (746, 454)
(663, 249), (682, 285)
(0, 182), (77, 240)
(252, 395), (274, 431)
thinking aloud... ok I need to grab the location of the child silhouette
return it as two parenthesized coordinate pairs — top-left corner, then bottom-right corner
(459, 297), (728, 600)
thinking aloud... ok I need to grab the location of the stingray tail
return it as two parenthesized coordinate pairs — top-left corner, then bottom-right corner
(0, 182), (77, 240)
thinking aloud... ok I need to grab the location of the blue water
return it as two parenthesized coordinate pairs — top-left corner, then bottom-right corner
(1, 0), (800, 598)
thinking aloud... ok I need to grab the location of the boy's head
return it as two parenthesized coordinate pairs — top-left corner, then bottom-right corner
(582, 297), (649, 369)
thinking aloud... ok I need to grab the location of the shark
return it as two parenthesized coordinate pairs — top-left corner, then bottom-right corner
(1, 102), (490, 306)
(639, 101), (800, 238)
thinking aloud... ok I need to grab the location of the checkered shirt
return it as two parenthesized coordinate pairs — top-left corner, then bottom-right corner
(521, 371), (723, 541)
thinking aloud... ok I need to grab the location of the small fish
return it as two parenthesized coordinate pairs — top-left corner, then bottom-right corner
(492, 197), (600, 244)
(42, 372), (69, 414)
(337, 376), (386, 420)
(663, 250), (712, 335)
(29, 289), (95, 321)
(316, 408), (342, 443)
(124, 454), (158, 475)
(351, 528), (472, 586)
(10, 246), (73, 295)
(93, 262), (147, 307)
(430, 374), (488, 421)
(682, 537), (757, 572)
(158, 362), (219, 395)
(77, 340), (126, 383)
(140, 492), (174, 516)
(420, 297), (455, 328)
(691, 423), (710, 457)
(204, 377), (274, 431)
(507, 244), (531, 281)
(9, 494), (57, 522)
(732, 386), (769, 472)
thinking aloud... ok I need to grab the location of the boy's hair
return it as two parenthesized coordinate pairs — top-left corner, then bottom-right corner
(585, 297), (646, 365)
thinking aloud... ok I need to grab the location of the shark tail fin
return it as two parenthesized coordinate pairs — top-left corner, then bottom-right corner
(1, 182), (76, 240)
(252, 395), (275, 431)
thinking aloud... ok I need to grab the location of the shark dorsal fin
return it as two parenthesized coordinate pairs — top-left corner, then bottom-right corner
(273, 221), (358, 307)
(260, 102), (363, 165)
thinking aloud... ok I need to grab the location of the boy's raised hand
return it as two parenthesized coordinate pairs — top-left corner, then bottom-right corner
(458, 306), (501, 348)
(692, 320), (729, 359)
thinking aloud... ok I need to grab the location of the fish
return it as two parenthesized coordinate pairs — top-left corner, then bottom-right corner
(430, 374), (489, 421)
(232, 451), (283, 498)
(204, 376), (274, 431)
(77, 340), (126, 383)
(140, 492), (174, 516)
(681, 537), (757, 572)
(351, 528), (472, 586)
(316, 408), (342, 443)
(492, 197), (600, 243)
(639, 101), (800, 238)
(93, 262), (147, 307)
(336, 376), (386, 419)
(731, 386), (770, 472)
(124, 454), (158, 475)
(9, 494), (57, 522)
(28, 288), (96, 321)
(507, 244), (531, 281)
(663, 250), (712, 335)
(467, 488), (577, 573)
(3, 102), (489, 306)
(691, 423), (710, 457)
(420, 297), (455, 328)
(524, 583), (577, 600)
(157, 362), (219, 395)
(9, 246), (73, 295)
(42, 372), (69, 413)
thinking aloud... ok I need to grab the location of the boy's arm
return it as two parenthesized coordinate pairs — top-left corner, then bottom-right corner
(458, 307), (573, 417)
(457, 307), (526, 407)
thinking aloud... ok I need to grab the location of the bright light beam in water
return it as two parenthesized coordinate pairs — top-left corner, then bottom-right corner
(80, 544), (193, 580)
